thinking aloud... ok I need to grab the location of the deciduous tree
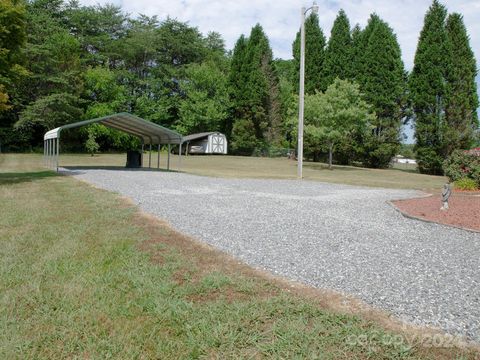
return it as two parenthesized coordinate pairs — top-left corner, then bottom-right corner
(289, 79), (374, 168)
(177, 61), (229, 135)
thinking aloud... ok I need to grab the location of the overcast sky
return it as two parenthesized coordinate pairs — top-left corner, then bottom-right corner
(78, 0), (480, 70)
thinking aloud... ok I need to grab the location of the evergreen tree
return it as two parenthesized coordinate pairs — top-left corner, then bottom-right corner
(409, 0), (448, 175)
(274, 59), (296, 147)
(322, 10), (352, 88)
(230, 25), (281, 153)
(243, 26), (267, 141)
(357, 15), (407, 168)
(444, 13), (479, 154)
(228, 35), (248, 139)
(349, 24), (362, 80)
(292, 13), (326, 93)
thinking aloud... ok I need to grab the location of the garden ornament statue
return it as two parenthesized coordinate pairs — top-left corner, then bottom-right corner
(441, 183), (451, 210)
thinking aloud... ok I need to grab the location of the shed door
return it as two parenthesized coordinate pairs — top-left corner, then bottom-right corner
(211, 134), (225, 153)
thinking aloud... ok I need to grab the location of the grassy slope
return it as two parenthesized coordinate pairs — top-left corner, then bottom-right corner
(0, 154), (474, 359)
(18, 153), (446, 190)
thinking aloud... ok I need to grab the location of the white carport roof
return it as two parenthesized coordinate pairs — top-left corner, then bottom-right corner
(44, 112), (182, 145)
(181, 132), (222, 143)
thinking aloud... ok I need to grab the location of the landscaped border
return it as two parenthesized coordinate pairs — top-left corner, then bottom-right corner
(388, 195), (480, 234)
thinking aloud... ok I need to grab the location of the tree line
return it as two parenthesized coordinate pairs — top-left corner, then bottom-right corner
(0, 0), (478, 174)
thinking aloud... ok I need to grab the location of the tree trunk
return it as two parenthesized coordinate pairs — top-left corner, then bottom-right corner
(328, 142), (333, 170)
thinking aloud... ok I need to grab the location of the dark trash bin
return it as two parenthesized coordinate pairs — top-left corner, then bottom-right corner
(126, 150), (142, 168)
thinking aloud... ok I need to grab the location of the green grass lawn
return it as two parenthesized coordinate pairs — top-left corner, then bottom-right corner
(9, 152), (446, 190)
(0, 154), (474, 359)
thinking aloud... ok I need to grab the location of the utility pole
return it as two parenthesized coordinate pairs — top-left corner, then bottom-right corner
(297, 2), (318, 179)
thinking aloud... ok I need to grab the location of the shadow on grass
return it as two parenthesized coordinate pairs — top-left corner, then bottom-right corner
(304, 163), (359, 172)
(306, 162), (422, 175)
(389, 166), (420, 174)
(62, 166), (180, 175)
(0, 171), (58, 185)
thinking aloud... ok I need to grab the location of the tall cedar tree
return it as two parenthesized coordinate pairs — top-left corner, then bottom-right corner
(444, 13), (479, 154)
(349, 24), (362, 81)
(228, 35), (249, 140)
(230, 25), (281, 153)
(292, 13), (326, 94)
(322, 10), (352, 89)
(243, 24), (275, 141)
(356, 15), (407, 168)
(409, 0), (449, 175)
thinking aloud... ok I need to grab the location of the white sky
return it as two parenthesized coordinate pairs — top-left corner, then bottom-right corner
(78, 0), (480, 70)
(78, 0), (480, 143)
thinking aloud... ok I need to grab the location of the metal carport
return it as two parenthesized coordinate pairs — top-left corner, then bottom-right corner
(43, 113), (183, 172)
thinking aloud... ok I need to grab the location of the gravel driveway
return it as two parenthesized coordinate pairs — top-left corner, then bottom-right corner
(67, 168), (480, 342)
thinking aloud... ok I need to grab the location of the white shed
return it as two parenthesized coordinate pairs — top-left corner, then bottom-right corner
(182, 132), (227, 155)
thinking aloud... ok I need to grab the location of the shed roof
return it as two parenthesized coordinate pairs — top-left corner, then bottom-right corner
(182, 132), (224, 143)
(44, 113), (182, 145)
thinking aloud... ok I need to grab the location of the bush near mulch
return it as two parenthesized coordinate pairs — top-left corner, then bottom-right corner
(443, 148), (480, 189)
(454, 177), (478, 191)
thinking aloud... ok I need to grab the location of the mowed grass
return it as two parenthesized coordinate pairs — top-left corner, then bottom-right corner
(0, 154), (474, 359)
(13, 152), (446, 190)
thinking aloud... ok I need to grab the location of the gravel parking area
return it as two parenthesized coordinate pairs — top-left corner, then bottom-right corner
(67, 168), (480, 342)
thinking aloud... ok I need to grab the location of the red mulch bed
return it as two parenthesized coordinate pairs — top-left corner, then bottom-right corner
(393, 193), (480, 232)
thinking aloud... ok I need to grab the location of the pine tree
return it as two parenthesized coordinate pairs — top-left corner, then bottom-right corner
(444, 13), (479, 154)
(409, 0), (449, 175)
(322, 10), (352, 89)
(357, 15), (407, 168)
(292, 13), (326, 94)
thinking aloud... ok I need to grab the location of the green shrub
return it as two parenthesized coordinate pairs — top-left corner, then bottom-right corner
(85, 131), (100, 156)
(454, 178), (478, 191)
(443, 149), (480, 187)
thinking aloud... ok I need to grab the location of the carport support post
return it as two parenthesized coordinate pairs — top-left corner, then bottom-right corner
(149, 143), (152, 168)
(51, 139), (54, 169)
(49, 139), (52, 169)
(52, 139), (55, 170)
(179, 143), (182, 170)
(157, 144), (160, 169)
(167, 144), (170, 170)
(56, 137), (59, 172)
(141, 143), (144, 168)
(44, 140), (47, 167)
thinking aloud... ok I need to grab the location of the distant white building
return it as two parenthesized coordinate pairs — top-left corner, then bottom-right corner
(182, 132), (228, 155)
(393, 155), (417, 164)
